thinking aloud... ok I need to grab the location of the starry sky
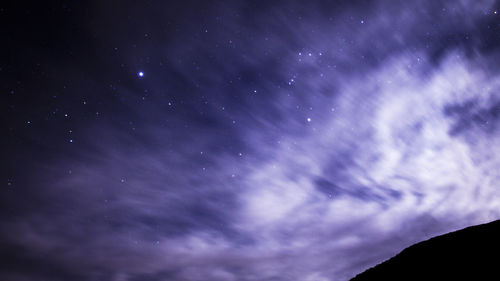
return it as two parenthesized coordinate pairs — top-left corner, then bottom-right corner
(1, 1), (500, 280)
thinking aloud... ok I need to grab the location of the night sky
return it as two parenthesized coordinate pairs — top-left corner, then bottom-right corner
(2, 1), (500, 280)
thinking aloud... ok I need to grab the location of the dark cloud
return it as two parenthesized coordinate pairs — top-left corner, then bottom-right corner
(445, 98), (500, 136)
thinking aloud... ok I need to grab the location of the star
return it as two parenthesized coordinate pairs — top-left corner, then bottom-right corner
(138, 71), (144, 77)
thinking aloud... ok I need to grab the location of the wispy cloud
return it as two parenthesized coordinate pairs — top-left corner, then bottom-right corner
(2, 0), (500, 280)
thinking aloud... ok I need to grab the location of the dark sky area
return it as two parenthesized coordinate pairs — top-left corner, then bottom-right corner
(1, 1), (500, 280)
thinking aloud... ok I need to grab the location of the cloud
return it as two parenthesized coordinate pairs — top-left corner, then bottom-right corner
(2, 0), (500, 280)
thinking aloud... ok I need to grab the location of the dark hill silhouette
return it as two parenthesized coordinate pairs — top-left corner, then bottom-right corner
(351, 220), (500, 281)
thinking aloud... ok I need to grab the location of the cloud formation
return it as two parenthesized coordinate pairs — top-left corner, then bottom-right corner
(2, 0), (500, 280)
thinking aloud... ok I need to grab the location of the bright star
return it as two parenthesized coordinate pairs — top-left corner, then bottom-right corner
(307, 117), (311, 122)
(138, 71), (144, 77)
